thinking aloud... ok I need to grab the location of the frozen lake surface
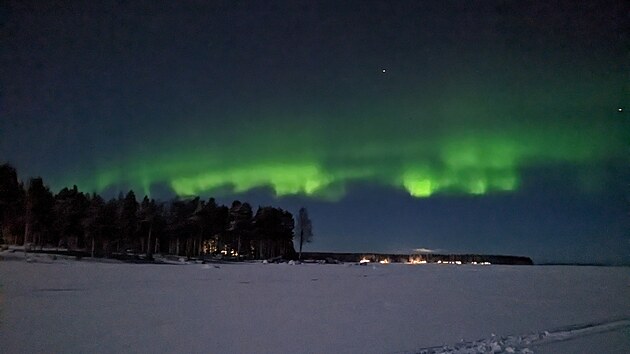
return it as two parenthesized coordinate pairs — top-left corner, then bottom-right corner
(1, 254), (629, 353)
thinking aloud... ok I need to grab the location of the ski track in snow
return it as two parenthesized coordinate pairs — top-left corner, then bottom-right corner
(405, 318), (630, 354)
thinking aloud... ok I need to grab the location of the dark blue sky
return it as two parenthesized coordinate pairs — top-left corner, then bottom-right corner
(1, 0), (628, 263)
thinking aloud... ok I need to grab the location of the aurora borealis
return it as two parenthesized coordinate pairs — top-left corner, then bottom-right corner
(1, 0), (628, 263)
(73, 107), (622, 200)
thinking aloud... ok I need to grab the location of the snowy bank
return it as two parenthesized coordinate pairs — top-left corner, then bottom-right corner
(1, 260), (628, 353)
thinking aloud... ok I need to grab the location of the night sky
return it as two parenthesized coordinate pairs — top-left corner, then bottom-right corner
(2, 1), (628, 263)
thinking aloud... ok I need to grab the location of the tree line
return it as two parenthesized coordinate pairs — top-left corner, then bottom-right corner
(0, 163), (313, 260)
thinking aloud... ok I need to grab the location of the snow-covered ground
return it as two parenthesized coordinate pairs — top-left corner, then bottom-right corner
(1, 253), (629, 354)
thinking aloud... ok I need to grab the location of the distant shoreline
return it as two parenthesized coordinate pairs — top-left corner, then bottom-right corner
(536, 262), (630, 267)
(301, 251), (534, 265)
(6, 246), (630, 267)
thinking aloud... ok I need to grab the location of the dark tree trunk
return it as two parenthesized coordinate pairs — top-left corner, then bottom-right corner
(23, 221), (30, 258)
(146, 223), (153, 260)
(299, 230), (304, 260)
(91, 234), (95, 258)
(237, 236), (241, 258)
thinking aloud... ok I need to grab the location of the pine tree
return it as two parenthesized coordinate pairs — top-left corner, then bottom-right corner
(82, 194), (105, 257)
(53, 185), (88, 249)
(228, 201), (253, 258)
(24, 178), (54, 252)
(253, 207), (295, 259)
(138, 196), (161, 260)
(118, 190), (138, 253)
(0, 164), (25, 244)
(167, 197), (199, 256)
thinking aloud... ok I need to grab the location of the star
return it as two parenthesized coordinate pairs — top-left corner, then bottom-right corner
(382, 69), (386, 73)
(618, 108), (623, 112)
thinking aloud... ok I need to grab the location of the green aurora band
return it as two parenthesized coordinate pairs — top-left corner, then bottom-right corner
(3, 0), (627, 203)
(63, 90), (624, 200)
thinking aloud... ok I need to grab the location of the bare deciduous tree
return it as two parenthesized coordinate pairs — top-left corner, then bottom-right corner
(296, 207), (313, 260)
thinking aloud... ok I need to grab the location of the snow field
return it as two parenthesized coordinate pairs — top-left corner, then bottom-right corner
(1, 257), (629, 353)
